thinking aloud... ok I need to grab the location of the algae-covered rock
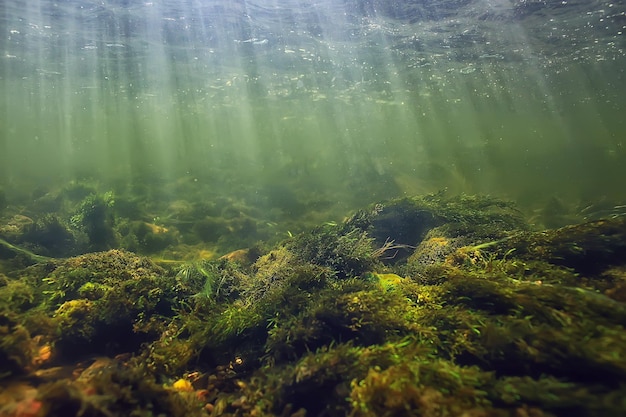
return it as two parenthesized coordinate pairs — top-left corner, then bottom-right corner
(348, 193), (528, 264)
(5, 250), (183, 359)
(118, 220), (178, 254)
(18, 215), (76, 258)
(487, 217), (626, 274)
(70, 193), (117, 252)
(0, 312), (37, 378)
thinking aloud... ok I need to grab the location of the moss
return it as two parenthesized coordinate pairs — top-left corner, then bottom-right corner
(492, 375), (626, 414)
(0, 279), (39, 312)
(0, 312), (37, 378)
(12, 250), (180, 358)
(176, 258), (247, 305)
(602, 266), (626, 302)
(53, 299), (97, 345)
(192, 216), (229, 243)
(346, 193), (528, 265)
(140, 323), (198, 376)
(119, 220), (178, 254)
(288, 224), (380, 278)
(19, 214), (76, 257)
(2, 192), (626, 416)
(482, 217), (626, 275)
(34, 358), (207, 417)
(70, 192), (117, 251)
(349, 361), (491, 417)
(77, 281), (111, 300)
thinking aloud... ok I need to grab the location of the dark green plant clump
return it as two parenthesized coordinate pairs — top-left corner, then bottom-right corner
(70, 192), (118, 251)
(288, 223), (381, 278)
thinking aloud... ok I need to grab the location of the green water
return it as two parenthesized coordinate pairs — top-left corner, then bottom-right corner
(1, 0), (625, 234)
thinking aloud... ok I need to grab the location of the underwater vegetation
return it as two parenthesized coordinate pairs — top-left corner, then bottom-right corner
(1, 191), (626, 416)
(0, 180), (279, 271)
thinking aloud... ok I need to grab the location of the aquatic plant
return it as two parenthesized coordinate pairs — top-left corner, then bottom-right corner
(0, 237), (50, 267)
(70, 192), (117, 251)
(20, 250), (180, 358)
(2, 193), (626, 416)
(118, 220), (178, 254)
(288, 223), (380, 278)
(20, 214), (76, 257)
(0, 311), (36, 378)
(176, 259), (246, 306)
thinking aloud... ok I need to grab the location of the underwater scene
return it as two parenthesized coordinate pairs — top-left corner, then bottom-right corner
(1, 0), (626, 415)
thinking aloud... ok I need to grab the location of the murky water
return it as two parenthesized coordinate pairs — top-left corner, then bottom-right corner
(1, 0), (625, 228)
(2, 4), (626, 414)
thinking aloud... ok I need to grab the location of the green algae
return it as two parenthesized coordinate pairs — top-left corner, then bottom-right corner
(1, 192), (625, 416)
